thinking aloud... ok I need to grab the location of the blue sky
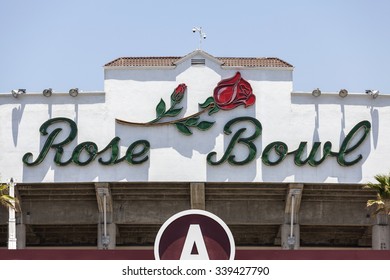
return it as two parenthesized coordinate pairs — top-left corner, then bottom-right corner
(1, 0), (389, 93)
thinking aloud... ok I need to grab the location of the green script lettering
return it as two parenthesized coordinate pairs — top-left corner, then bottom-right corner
(23, 117), (150, 166)
(23, 117), (371, 168)
(207, 117), (262, 165)
(336, 120), (371, 166)
(208, 117), (371, 167)
(262, 141), (288, 166)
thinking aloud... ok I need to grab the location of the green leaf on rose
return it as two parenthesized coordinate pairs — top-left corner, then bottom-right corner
(208, 105), (220, 116)
(197, 121), (215, 131)
(185, 117), (200, 126)
(165, 108), (182, 117)
(175, 123), (193, 135)
(155, 99), (166, 118)
(199, 97), (215, 108)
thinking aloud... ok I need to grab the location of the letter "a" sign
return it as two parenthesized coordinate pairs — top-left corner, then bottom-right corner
(180, 224), (209, 260)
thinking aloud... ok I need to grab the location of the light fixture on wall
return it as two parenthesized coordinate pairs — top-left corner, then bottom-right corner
(365, 90), (379, 99)
(43, 88), (52, 97)
(339, 89), (348, 98)
(312, 88), (321, 97)
(11, 89), (26, 98)
(69, 88), (79, 97)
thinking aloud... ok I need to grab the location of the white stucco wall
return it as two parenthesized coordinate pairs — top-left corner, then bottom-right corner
(0, 52), (388, 184)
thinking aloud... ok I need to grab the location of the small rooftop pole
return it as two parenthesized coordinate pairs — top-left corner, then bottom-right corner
(192, 27), (206, 50)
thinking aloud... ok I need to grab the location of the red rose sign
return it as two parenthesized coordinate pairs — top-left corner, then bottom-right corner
(116, 72), (256, 135)
(213, 72), (255, 110)
(171, 83), (187, 103)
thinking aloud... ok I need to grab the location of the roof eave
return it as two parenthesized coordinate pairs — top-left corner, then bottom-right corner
(104, 66), (177, 70)
(221, 66), (294, 71)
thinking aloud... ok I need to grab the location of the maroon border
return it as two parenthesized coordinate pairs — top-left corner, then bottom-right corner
(0, 249), (390, 260)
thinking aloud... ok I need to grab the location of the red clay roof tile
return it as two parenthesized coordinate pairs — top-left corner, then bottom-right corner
(105, 54), (292, 68)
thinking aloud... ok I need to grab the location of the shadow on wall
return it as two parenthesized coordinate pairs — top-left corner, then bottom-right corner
(267, 93), (383, 183)
(19, 93), (126, 183)
(260, 130), (370, 184)
(206, 108), (260, 182)
(11, 94), (105, 147)
(22, 122), (151, 183)
(113, 105), (259, 182)
(12, 104), (25, 147)
(111, 65), (262, 182)
(370, 108), (379, 149)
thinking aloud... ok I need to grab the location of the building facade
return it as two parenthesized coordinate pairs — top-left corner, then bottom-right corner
(0, 50), (389, 252)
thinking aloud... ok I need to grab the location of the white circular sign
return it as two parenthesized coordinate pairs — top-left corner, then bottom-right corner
(154, 209), (235, 260)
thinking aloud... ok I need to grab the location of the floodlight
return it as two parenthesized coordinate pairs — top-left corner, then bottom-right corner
(11, 89), (26, 98)
(69, 88), (79, 97)
(339, 89), (348, 98)
(312, 88), (321, 97)
(43, 88), (52, 97)
(365, 89), (379, 99)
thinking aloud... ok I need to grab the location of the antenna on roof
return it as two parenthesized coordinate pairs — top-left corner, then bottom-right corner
(192, 27), (206, 50)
